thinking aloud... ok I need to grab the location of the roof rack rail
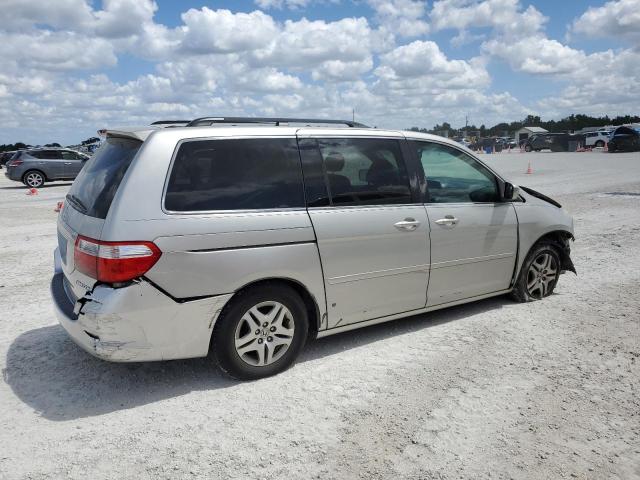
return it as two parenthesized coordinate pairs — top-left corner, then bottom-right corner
(186, 117), (368, 128)
(150, 120), (191, 126)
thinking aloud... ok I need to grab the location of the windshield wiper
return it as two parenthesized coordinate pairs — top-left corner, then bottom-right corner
(65, 194), (88, 214)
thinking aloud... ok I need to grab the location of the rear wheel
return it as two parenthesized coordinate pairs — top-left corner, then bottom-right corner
(511, 242), (561, 302)
(595, 140), (605, 148)
(211, 284), (308, 380)
(23, 170), (45, 188)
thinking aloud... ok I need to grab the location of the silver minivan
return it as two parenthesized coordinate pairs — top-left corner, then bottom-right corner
(51, 117), (575, 380)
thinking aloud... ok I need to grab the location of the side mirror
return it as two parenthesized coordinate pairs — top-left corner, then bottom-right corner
(503, 182), (520, 201)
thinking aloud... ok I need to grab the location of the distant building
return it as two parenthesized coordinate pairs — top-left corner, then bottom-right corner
(515, 126), (548, 143)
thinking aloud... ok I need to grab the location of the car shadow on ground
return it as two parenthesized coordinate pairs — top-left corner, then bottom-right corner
(3, 296), (509, 421)
(0, 183), (72, 190)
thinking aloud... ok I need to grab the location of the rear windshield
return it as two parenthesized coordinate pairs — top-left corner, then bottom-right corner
(66, 136), (141, 219)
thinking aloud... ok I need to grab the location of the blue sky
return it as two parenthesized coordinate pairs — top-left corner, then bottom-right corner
(1, 0), (639, 145)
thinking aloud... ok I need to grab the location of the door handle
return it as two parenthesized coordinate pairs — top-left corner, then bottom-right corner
(394, 218), (420, 231)
(435, 215), (459, 226)
(64, 162), (72, 165)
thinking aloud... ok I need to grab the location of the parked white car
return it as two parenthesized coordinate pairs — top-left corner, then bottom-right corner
(584, 131), (611, 148)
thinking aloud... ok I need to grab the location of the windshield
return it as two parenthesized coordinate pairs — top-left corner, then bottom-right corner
(66, 136), (141, 219)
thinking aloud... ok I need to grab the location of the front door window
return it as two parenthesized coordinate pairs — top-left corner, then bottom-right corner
(415, 142), (499, 203)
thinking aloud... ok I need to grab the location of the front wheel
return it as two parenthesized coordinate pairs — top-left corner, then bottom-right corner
(595, 140), (605, 148)
(524, 145), (532, 152)
(211, 284), (309, 380)
(511, 243), (561, 302)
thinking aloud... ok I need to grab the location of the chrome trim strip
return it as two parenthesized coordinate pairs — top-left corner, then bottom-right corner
(327, 264), (430, 285)
(307, 203), (424, 211)
(187, 240), (315, 253)
(325, 253), (514, 284)
(430, 252), (514, 269)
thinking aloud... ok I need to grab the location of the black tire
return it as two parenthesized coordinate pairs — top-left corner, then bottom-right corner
(211, 283), (309, 380)
(524, 145), (532, 152)
(22, 170), (45, 188)
(511, 242), (562, 303)
(595, 140), (605, 148)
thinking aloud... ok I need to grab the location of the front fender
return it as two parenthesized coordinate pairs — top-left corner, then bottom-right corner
(513, 201), (575, 280)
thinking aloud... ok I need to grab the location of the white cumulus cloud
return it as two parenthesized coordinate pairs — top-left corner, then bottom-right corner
(571, 0), (640, 43)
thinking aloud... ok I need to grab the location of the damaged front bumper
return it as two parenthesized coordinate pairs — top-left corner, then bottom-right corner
(51, 248), (232, 362)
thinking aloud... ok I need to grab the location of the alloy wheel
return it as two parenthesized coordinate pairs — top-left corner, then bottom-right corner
(25, 172), (44, 188)
(526, 252), (558, 299)
(234, 301), (295, 367)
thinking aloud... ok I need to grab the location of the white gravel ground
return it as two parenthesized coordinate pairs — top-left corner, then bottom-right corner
(0, 151), (639, 479)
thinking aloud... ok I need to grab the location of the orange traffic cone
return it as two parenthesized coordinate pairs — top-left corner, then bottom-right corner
(603, 141), (608, 152)
(26, 188), (38, 196)
(525, 161), (533, 174)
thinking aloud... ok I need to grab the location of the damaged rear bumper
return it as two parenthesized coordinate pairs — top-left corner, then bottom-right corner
(51, 250), (232, 362)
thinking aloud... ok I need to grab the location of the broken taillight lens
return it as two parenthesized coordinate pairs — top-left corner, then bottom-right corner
(74, 235), (161, 283)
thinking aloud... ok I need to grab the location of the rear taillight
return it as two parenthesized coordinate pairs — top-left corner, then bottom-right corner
(74, 235), (161, 283)
(8, 160), (23, 167)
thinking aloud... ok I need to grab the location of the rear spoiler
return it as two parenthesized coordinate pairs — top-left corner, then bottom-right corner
(104, 127), (157, 142)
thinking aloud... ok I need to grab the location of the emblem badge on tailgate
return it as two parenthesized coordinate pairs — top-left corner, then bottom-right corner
(76, 279), (92, 292)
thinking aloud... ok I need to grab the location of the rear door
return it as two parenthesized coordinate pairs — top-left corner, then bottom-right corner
(61, 150), (85, 178)
(409, 140), (518, 306)
(298, 134), (430, 328)
(58, 137), (142, 298)
(32, 150), (64, 179)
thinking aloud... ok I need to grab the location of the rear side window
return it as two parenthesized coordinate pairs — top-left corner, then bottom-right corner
(165, 138), (304, 212)
(66, 137), (141, 219)
(30, 150), (61, 159)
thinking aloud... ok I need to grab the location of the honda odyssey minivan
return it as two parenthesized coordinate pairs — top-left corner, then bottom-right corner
(51, 117), (575, 380)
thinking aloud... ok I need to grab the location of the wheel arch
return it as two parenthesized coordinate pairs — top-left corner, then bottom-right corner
(523, 229), (576, 275)
(22, 169), (47, 183)
(223, 277), (322, 340)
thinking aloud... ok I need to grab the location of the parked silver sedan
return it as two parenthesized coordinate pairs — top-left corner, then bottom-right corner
(51, 117), (575, 380)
